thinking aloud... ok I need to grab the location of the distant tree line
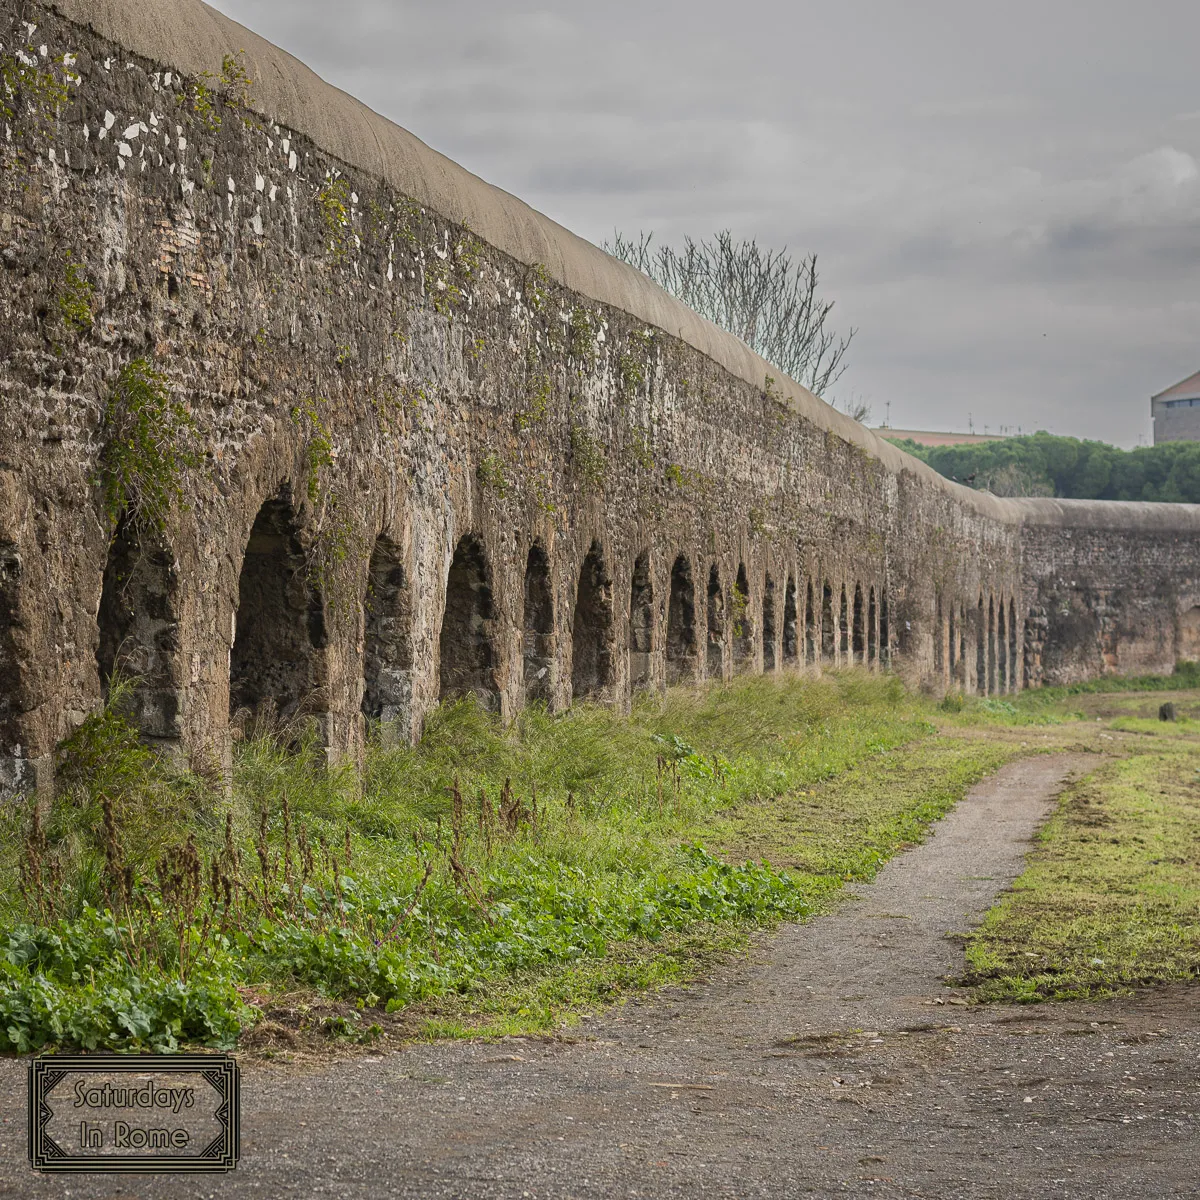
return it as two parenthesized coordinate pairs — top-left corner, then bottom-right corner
(887, 431), (1200, 504)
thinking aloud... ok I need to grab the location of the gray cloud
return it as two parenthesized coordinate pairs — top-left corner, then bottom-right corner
(210, 0), (1200, 446)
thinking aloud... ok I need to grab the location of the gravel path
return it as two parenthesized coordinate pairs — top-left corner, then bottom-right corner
(4, 752), (1199, 1199)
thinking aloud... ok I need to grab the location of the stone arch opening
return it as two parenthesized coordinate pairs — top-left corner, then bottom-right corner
(867, 586), (878, 664)
(821, 582), (835, 661)
(439, 534), (499, 711)
(629, 551), (654, 693)
(666, 554), (697, 684)
(839, 585), (850, 659)
(976, 594), (986, 693)
(880, 592), (890, 666)
(997, 599), (1008, 693)
(934, 591), (944, 677)
(706, 564), (725, 678)
(96, 514), (181, 746)
(362, 534), (413, 729)
(988, 595), (997, 694)
(852, 584), (865, 663)
(783, 575), (799, 665)
(522, 543), (554, 705)
(805, 579), (816, 664)
(733, 563), (753, 670)
(762, 574), (777, 671)
(1008, 597), (1018, 690)
(948, 602), (957, 680)
(231, 491), (327, 727)
(572, 541), (614, 702)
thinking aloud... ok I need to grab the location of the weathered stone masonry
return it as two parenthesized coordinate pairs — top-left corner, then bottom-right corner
(1, 0), (1199, 797)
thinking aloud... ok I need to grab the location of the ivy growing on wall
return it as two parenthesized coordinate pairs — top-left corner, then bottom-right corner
(97, 359), (201, 533)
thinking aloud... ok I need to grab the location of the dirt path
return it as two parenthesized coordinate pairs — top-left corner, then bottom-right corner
(3, 753), (1198, 1199)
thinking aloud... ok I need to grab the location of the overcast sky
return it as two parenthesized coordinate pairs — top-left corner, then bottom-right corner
(210, 0), (1199, 446)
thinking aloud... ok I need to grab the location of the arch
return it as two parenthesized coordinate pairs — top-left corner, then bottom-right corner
(706, 564), (725, 678)
(1008, 597), (1019, 691)
(231, 490), (326, 725)
(572, 540), (614, 702)
(782, 575), (799, 666)
(666, 554), (697, 684)
(821, 581), (835, 662)
(867, 586), (878, 664)
(96, 514), (182, 745)
(522, 543), (554, 705)
(839, 585), (850, 660)
(947, 602), (957, 680)
(629, 550), (653, 693)
(804, 578), (816, 664)
(880, 592), (890, 666)
(997, 599), (1008, 693)
(852, 583), (865, 663)
(976, 594), (986, 694)
(988, 595), (997, 695)
(934, 590), (944, 678)
(733, 563), (753, 670)
(438, 534), (499, 711)
(762, 573), (777, 671)
(362, 534), (413, 728)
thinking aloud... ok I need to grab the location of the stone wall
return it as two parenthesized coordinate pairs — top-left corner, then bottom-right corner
(0, 0), (1197, 797)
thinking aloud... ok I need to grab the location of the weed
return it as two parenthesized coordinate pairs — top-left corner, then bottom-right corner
(0, 42), (71, 140)
(526, 263), (550, 313)
(568, 307), (599, 363)
(290, 396), (334, 505)
(316, 176), (352, 262)
(97, 358), (202, 533)
(569, 425), (606, 492)
(517, 372), (552, 431)
(619, 352), (644, 392)
(57, 250), (93, 335)
(476, 453), (509, 498)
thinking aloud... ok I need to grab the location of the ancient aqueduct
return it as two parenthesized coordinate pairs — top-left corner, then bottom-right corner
(2, 0), (1200, 797)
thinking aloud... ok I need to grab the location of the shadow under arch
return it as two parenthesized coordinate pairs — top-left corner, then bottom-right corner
(629, 550), (653, 693)
(97, 512), (182, 748)
(706, 563), (724, 678)
(523, 542), (554, 705)
(666, 554), (697, 685)
(362, 533), (413, 733)
(439, 534), (500, 711)
(572, 540), (614, 703)
(231, 487), (328, 732)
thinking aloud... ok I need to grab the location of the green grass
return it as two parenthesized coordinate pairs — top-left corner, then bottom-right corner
(0, 669), (1005, 1053)
(5, 665), (1197, 1052)
(964, 743), (1200, 1001)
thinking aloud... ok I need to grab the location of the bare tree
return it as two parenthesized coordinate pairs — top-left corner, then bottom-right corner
(605, 229), (855, 401)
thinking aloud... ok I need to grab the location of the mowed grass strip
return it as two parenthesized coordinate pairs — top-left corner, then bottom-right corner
(411, 734), (1022, 1038)
(964, 741), (1200, 1001)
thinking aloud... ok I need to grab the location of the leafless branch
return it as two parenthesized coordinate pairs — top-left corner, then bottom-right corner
(605, 229), (855, 401)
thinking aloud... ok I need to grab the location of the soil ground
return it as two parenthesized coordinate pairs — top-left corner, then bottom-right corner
(2, 753), (1197, 1199)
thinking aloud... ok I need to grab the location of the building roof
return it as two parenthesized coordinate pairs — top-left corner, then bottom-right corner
(1152, 370), (1200, 402)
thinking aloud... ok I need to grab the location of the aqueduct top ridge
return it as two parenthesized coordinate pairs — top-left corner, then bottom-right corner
(46, 0), (1048, 521)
